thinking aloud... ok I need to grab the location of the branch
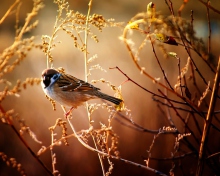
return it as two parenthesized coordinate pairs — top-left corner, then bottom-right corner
(66, 114), (168, 176)
(149, 151), (195, 161)
(0, 105), (53, 175)
(0, 0), (20, 25)
(196, 56), (220, 175)
(115, 112), (178, 134)
(198, 0), (220, 14)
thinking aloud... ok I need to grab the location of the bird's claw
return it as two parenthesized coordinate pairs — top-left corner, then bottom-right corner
(64, 107), (74, 118)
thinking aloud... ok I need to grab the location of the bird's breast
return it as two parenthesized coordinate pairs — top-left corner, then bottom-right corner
(43, 83), (96, 108)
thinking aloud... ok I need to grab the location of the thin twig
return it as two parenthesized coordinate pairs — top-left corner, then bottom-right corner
(198, 0), (220, 14)
(164, 77), (176, 127)
(83, 1), (105, 175)
(65, 114), (168, 176)
(158, 89), (200, 145)
(190, 10), (194, 26)
(178, 0), (188, 17)
(149, 36), (173, 90)
(122, 24), (204, 116)
(149, 151), (195, 160)
(0, 105), (53, 175)
(145, 130), (163, 167)
(115, 111), (177, 134)
(206, 0), (211, 54)
(153, 98), (197, 114)
(164, 0), (174, 16)
(179, 30), (216, 91)
(0, 0), (20, 25)
(111, 66), (203, 117)
(190, 112), (202, 136)
(196, 56), (220, 176)
(206, 151), (220, 160)
(50, 129), (58, 175)
(16, 0), (43, 41)
(176, 55), (183, 96)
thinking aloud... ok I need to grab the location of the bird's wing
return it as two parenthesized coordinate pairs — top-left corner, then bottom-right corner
(58, 73), (100, 92)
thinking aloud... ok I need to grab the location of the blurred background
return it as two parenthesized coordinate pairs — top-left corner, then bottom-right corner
(0, 0), (220, 175)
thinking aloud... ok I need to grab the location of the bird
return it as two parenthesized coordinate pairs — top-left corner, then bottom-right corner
(41, 68), (122, 109)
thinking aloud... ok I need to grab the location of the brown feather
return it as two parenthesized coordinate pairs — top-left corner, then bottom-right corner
(58, 74), (100, 92)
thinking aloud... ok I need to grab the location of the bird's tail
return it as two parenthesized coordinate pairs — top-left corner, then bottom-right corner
(96, 91), (122, 105)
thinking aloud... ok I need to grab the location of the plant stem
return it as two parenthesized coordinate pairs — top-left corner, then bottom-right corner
(196, 56), (220, 175)
(84, 1), (105, 175)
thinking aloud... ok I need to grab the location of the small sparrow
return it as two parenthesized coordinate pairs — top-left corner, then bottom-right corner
(41, 68), (122, 109)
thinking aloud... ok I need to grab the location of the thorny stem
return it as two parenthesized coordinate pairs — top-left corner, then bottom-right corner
(196, 56), (220, 176)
